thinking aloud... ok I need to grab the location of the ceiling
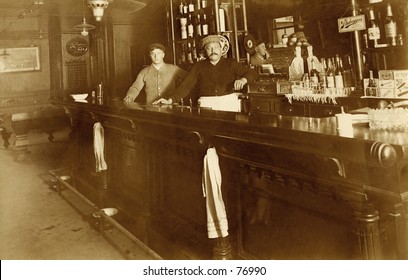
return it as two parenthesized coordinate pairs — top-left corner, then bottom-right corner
(0, 0), (150, 21)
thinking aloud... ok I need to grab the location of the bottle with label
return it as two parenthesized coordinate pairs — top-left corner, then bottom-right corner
(288, 46), (304, 80)
(179, 0), (185, 15)
(309, 58), (320, 86)
(367, 7), (380, 48)
(180, 16), (188, 39)
(187, 42), (193, 64)
(187, 14), (194, 38)
(326, 58), (336, 89)
(219, 8), (226, 32)
(202, 14), (209, 35)
(188, 0), (195, 13)
(192, 40), (198, 61)
(384, 3), (397, 46)
(183, 0), (189, 14)
(302, 73), (310, 89)
(319, 58), (327, 89)
(334, 55), (344, 88)
(342, 54), (354, 88)
(201, 0), (207, 9)
(306, 45), (321, 74)
(195, 14), (202, 37)
(366, 70), (377, 96)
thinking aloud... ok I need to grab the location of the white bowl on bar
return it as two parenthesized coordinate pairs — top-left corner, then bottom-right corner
(70, 93), (88, 101)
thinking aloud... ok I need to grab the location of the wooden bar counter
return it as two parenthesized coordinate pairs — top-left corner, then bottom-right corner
(52, 97), (408, 260)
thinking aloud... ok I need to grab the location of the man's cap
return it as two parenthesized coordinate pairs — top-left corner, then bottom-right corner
(255, 38), (265, 47)
(201, 35), (221, 48)
(148, 43), (165, 52)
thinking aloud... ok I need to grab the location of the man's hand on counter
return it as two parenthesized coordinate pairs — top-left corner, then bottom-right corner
(234, 78), (248, 91)
(152, 98), (173, 105)
(123, 95), (135, 104)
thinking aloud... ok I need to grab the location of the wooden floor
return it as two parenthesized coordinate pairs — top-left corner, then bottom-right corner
(0, 129), (159, 260)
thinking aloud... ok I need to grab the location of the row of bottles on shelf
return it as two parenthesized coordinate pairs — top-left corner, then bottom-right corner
(177, 40), (206, 65)
(365, 2), (404, 48)
(289, 46), (355, 92)
(177, 0), (238, 40)
(178, 0), (208, 15)
(180, 12), (210, 39)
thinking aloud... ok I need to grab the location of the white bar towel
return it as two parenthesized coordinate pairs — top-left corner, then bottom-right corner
(93, 122), (107, 172)
(198, 93), (241, 112)
(202, 147), (229, 238)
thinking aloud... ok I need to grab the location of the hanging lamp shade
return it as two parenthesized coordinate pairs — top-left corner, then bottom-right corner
(74, 17), (96, 37)
(87, 0), (110, 21)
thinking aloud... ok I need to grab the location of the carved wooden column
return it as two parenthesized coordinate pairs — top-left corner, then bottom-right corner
(392, 201), (408, 259)
(48, 15), (63, 99)
(353, 204), (382, 259)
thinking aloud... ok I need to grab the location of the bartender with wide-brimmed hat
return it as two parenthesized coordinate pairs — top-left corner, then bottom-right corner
(153, 35), (258, 111)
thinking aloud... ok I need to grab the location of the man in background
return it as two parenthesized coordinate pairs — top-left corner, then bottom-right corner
(250, 39), (271, 66)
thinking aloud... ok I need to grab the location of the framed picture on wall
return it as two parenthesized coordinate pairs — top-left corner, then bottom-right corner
(0, 46), (41, 73)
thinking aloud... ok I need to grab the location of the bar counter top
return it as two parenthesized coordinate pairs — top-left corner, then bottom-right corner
(53, 97), (408, 166)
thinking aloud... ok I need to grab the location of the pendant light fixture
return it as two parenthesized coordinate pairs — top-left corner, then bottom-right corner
(87, 0), (110, 22)
(74, 0), (96, 36)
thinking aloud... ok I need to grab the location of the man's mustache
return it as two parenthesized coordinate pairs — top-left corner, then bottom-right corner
(210, 52), (219, 56)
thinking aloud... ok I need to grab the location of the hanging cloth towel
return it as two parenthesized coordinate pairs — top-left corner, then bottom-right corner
(93, 122), (107, 173)
(202, 147), (229, 238)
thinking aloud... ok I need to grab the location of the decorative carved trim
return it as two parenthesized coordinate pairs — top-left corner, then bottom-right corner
(329, 157), (346, 178)
(129, 119), (138, 130)
(370, 141), (397, 168)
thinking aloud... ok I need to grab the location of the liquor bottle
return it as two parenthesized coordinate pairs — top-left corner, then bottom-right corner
(288, 46), (304, 80)
(195, 0), (201, 10)
(188, 0), (195, 13)
(309, 58), (320, 86)
(187, 14), (194, 38)
(342, 54), (354, 88)
(302, 73), (310, 89)
(201, 0), (207, 9)
(179, 0), (185, 15)
(367, 7), (380, 48)
(202, 14), (209, 35)
(384, 3), (397, 46)
(180, 17), (187, 39)
(192, 40), (198, 61)
(334, 55), (344, 88)
(187, 42), (193, 64)
(180, 43), (186, 64)
(183, 1), (189, 14)
(195, 14), (202, 37)
(326, 58), (335, 89)
(319, 58), (327, 88)
(366, 70), (377, 96)
(219, 8), (226, 32)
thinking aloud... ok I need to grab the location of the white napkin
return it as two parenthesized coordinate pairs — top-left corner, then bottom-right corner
(93, 122), (107, 172)
(198, 93), (241, 112)
(202, 147), (229, 238)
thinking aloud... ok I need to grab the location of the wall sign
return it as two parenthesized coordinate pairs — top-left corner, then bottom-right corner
(0, 46), (41, 73)
(66, 37), (89, 57)
(338, 15), (366, 33)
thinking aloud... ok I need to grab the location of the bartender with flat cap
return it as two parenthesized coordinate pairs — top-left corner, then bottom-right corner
(124, 43), (187, 104)
(154, 35), (258, 111)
